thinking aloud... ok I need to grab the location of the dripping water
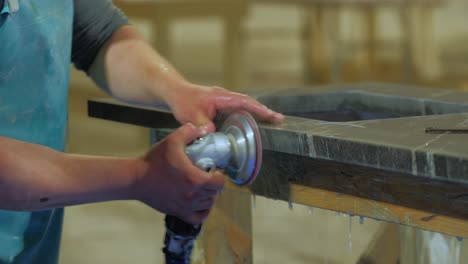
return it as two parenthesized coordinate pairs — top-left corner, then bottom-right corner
(348, 214), (353, 253)
(252, 194), (256, 209)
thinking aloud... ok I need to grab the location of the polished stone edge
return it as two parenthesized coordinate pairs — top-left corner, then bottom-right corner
(260, 127), (468, 183)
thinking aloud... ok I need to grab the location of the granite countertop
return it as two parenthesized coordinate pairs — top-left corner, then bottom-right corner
(88, 83), (468, 218)
(255, 83), (468, 183)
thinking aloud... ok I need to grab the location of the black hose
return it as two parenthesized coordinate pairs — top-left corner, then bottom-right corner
(163, 215), (202, 264)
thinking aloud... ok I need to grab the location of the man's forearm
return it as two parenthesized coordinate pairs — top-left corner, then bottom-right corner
(0, 136), (141, 211)
(89, 25), (185, 106)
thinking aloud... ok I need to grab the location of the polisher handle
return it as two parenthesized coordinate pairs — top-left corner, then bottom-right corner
(164, 133), (233, 263)
(185, 136), (217, 172)
(163, 215), (201, 264)
(164, 134), (224, 264)
(185, 132), (231, 172)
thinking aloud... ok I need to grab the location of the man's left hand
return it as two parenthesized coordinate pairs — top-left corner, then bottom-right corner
(164, 82), (285, 129)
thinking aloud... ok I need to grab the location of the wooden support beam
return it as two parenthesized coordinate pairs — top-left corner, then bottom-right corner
(291, 185), (468, 238)
(356, 224), (401, 264)
(202, 189), (253, 264)
(227, 181), (468, 239)
(230, 181), (468, 239)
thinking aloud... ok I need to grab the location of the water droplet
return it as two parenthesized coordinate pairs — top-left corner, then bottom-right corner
(359, 216), (364, 225)
(252, 195), (256, 209)
(348, 215), (353, 252)
(307, 206), (314, 215)
(457, 237), (463, 242)
(288, 201), (293, 210)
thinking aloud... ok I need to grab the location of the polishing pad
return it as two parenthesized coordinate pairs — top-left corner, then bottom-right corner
(219, 110), (262, 185)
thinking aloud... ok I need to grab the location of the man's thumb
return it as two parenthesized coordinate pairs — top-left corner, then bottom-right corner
(175, 123), (214, 145)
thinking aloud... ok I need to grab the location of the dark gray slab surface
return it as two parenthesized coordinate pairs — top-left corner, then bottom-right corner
(89, 83), (468, 182)
(88, 83), (468, 218)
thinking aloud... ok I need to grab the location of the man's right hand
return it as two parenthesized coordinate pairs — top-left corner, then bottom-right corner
(132, 123), (225, 225)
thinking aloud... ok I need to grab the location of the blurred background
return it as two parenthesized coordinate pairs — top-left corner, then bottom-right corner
(62, 0), (468, 263)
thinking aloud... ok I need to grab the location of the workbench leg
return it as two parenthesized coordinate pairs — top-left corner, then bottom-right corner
(224, 16), (244, 90)
(202, 189), (253, 264)
(357, 223), (400, 264)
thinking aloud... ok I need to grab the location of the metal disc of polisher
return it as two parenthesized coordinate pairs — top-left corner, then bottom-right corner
(219, 110), (262, 185)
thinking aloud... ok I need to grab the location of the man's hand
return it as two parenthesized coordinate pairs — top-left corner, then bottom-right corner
(133, 123), (224, 225)
(89, 25), (285, 221)
(89, 25), (285, 129)
(164, 82), (285, 128)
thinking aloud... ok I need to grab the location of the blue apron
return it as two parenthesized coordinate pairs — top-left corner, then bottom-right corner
(0, 0), (73, 263)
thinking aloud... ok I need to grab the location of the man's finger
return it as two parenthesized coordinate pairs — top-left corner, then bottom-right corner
(201, 170), (225, 191)
(173, 122), (216, 146)
(196, 189), (218, 200)
(214, 94), (285, 123)
(191, 197), (216, 211)
(185, 209), (211, 225)
(192, 115), (216, 131)
(172, 123), (201, 145)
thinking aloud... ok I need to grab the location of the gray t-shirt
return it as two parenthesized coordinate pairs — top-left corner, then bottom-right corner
(72, 0), (129, 73)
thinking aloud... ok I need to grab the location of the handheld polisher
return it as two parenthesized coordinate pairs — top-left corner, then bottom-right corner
(163, 110), (262, 264)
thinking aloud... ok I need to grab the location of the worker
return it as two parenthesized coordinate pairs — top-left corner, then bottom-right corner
(0, 0), (284, 263)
